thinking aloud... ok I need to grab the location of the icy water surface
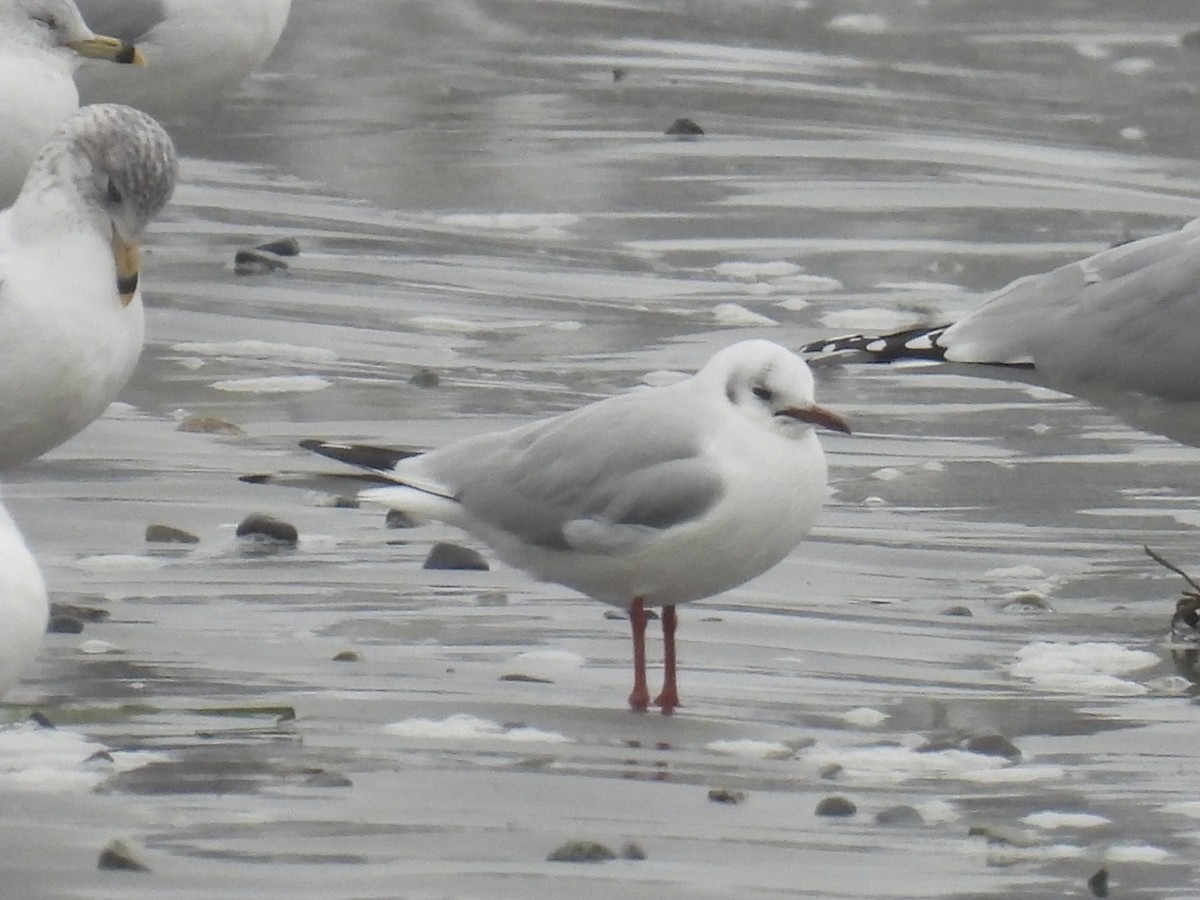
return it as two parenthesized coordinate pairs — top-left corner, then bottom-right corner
(6, 1), (1200, 897)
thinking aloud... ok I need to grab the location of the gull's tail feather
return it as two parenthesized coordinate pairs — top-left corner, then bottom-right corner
(801, 325), (952, 363)
(299, 439), (422, 474)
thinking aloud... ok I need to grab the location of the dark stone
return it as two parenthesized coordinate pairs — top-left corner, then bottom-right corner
(941, 605), (973, 617)
(499, 673), (554, 684)
(332, 650), (360, 662)
(97, 840), (150, 872)
(176, 414), (244, 435)
(475, 591), (508, 606)
(875, 805), (924, 826)
(49, 602), (109, 622)
(234, 248), (288, 275)
(603, 610), (624, 620)
(1182, 30), (1200, 51)
(612, 67), (628, 82)
(963, 733), (1021, 760)
(665, 117), (704, 136)
(409, 367), (440, 388)
(707, 788), (746, 804)
(145, 524), (200, 544)
(332, 496), (359, 509)
(236, 513), (299, 546)
(304, 769), (353, 788)
(86, 750), (114, 763)
(47, 615), (85, 634)
(256, 237), (301, 257)
(815, 795), (857, 817)
(620, 842), (646, 861)
(385, 508), (417, 529)
(27, 711), (55, 728)
(1088, 867), (1109, 898)
(423, 542), (488, 570)
(818, 763), (843, 780)
(547, 841), (617, 863)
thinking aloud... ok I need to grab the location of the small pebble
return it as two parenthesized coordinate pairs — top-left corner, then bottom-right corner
(145, 524), (200, 544)
(27, 711), (55, 728)
(409, 367), (440, 388)
(256, 237), (301, 257)
(423, 542), (489, 570)
(967, 824), (1038, 847)
(234, 248), (288, 276)
(875, 805), (924, 827)
(47, 615), (85, 634)
(612, 66), (627, 82)
(303, 768), (353, 788)
(176, 414), (244, 435)
(49, 602), (108, 622)
(708, 788), (747, 804)
(236, 513), (299, 547)
(475, 591), (508, 606)
(331, 495), (359, 509)
(620, 842), (646, 861)
(603, 610), (624, 620)
(332, 650), (360, 663)
(97, 840), (150, 872)
(1088, 867), (1109, 898)
(818, 763), (843, 780)
(963, 733), (1021, 760)
(385, 508), (417, 529)
(815, 795), (857, 817)
(547, 840), (617, 863)
(942, 605), (973, 617)
(665, 117), (704, 136)
(999, 590), (1053, 613)
(85, 750), (114, 764)
(499, 673), (554, 684)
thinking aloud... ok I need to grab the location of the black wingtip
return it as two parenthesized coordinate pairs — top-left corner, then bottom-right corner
(300, 439), (423, 473)
(801, 325), (952, 362)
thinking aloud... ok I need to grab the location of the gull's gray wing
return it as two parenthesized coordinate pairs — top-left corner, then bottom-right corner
(74, 0), (165, 43)
(413, 387), (725, 553)
(943, 220), (1200, 400)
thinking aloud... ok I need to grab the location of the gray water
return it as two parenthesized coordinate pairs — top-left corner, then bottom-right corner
(5, 1), (1200, 897)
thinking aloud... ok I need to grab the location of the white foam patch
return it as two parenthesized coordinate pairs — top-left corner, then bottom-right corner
(0, 724), (161, 792)
(819, 307), (919, 332)
(984, 564), (1046, 580)
(1010, 642), (1159, 695)
(383, 713), (571, 744)
(842, 707), (888, 728)
(436, 213), (579, 236)
(714, 261), (802, 280)
(1022, 811), (1110, 830)
(508, 649), (585, 679)
(211, 375), (332, 393)
(641, 369), (688, 388)
(172, 340), (337, 364)
(1105, 844), (1170, 863)
(75, 554), (164, 572)
(713, 303), (778, 326)
(1162, 800), (1200, 819)
(826, 13), (889, 34)
(777, 273), (843, 292)
(706, 739), (796, 760)
(959, 764), (1066, 784)
(800, 744), (1012, 783)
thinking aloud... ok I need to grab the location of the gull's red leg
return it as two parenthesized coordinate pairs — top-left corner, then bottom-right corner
(627, 597), (650, 712)
(654, 604), (680, 715)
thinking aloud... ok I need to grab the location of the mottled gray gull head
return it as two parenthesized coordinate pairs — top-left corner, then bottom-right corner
(2, 0), (146, 65)
(20, 102), (177, 303)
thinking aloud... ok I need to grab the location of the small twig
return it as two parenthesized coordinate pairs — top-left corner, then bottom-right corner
(1144, 545), (1200, 595)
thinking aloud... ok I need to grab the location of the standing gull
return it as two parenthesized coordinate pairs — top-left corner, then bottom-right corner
(0, 103), (177, 469)
(303, 340), (850, 715)
(802, 217), (1200, 448)
(0, 0), (146, 205)
(0, 491), (49, 697)
(74, 0), (292, 119)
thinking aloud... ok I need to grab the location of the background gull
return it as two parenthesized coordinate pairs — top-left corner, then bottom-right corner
(302, 340), (850, 715)
(0, 103), (177, 469)
(0, 0), (145, 205)
(74, 0), (292, 119)
(0, 489), (48, 697)
(803, 218), (1200, 448)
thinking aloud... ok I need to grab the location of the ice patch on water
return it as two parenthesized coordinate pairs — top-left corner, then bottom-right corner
(211, 375), (331, 393)
(436, 213), (579, 237)
(800, 743), (1012, 783)
(1162, 800), (1200, 819)
(172, 340), (338, 364)
(1022, 810), (1110, 829)
(714, 261), (802, 280)
(1106, 843), (1170, 863)
(383, 713), (571, 744)
(0, 723), (160, 792)
(706, 739), (796, 760)
(819, 307), (919, 332)
(75, 554), (164, 572)
(641, 368), (688, 388)
(713, 303), (778, 326)
(960, 764), (1066, 784)
(842, 707), (888, 728)
(826, 13), (889, 34)
(1010, 642), (1159, 695)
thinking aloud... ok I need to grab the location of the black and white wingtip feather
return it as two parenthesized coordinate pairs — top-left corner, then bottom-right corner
(800, 325), (952, 363)
(298, 439), (422, 474)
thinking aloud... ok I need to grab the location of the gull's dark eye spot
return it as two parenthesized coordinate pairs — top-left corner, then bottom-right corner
(752, 385), (773, 402)
(106, 179), (123, 205)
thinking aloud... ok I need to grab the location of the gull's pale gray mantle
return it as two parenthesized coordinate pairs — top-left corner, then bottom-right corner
(803, 218), (1200, 447)
(0, 103), (177, 468)
(303, 340), (851, 714)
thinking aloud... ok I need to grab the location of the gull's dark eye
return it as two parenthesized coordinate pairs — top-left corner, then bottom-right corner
(752, 385), (773, 402)
(106, 179), (122, 205)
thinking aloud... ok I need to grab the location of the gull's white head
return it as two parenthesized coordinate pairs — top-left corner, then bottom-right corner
(23, 102), (177, 304)
(3, 0), (146, 65)
(700, 339), (851, 436)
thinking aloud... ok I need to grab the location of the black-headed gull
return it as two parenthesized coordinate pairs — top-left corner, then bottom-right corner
(303, 340), (850, 715)
(0, 103), (177, 469)
(803, 218), (1200, 447)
